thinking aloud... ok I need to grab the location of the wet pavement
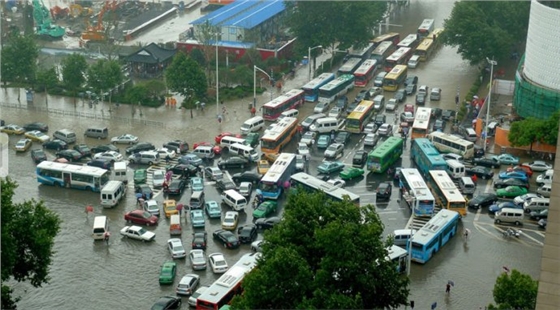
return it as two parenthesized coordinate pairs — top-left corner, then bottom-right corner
(2, 1), (546, 309)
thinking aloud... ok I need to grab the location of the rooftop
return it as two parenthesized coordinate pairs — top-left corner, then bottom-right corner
(191, 0), (285, 29)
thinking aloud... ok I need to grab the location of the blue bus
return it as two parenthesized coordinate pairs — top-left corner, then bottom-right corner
(301, 73), (335, 102)
(410, 138), (447, 176)
(259, 153), (296, 199)
(36, 161), (110, 192)
(408, 209), (460, 264)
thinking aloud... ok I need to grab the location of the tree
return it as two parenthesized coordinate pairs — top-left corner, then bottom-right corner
(1, 177), (62, 309)
(126, 84), (148, 105)
(87, 59), (123, 100)
(488, 269), (538, 310)
(61, 54), (88, 103)
(508, 118), (545, 152)
(0, 34), (39, 100)
(442, 2), (530, 65)
(542, 111), (560, 146)
(190, 48), (207, 67)
(231, 190), (410, 309)
(165, 52), (208, 104)
(36, 67), (59, 94)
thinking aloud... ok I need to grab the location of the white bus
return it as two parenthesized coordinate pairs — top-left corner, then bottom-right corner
(318, 74), (355, 105)
(302, 73), (336, 102)
(290, 172), (360, 205)
(386, 245), (408, 274)
(427, 131), (475, 159)
(410, 107), (432, 140)
(337, 57), (363, 76)
(259, 153), (297, 200)
(397, 34), (420, 50)
(428, 170), (467, 217)
(417, 19), (435, 38)
(348, 42), (376, 60)
(36, 161), (110, 192)
(398, 168), (436, 217)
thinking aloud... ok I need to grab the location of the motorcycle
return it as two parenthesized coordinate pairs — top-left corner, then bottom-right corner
(503, 228), (522, 238)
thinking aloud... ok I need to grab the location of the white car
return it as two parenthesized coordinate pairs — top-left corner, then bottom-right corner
(378, 123), (393, 136)
(111, 134), (139, 144)
(314, 101), (329, 113)
(204, 166), (223, 181)
(168, 238), (187, 258)
(324, 143), (344, 159)
(239, 182), (252, 197)
(221, 211), (239, 230)
(295, 155), (305, 171)
(363, 122), (378, 134)
(189, 249), (207, 270)
(513, 193), (542, 205)
(385, 98), (397, 111)
(208, 252), (228, 273)
(157, 147), (176, 159)
(143, 199), (160, 217)
(401, 112), (414, 123)
(300, 131), (317, 146)
(119, 225), (155, 242)
(364, 133), (379, 147)
(93, 151), (123, 162)
(523, 161), (553, 172)
(251, 239), (264, 252)
(152, 170), (165, 188)
(297, 142), (310, 156)
(442, 153), (463, 162)
(418, 85), (429, 95)
(188, 285), (209, 307)
(176, 273), (200, 296)
(328, 107), (342, 119)
(25, 130), (50, 143)
(326, 178), (346, 188)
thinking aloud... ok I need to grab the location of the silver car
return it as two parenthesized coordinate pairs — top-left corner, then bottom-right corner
(189, 250), (207, 270)
(364, 133), (379, 147)
(176, 273), (200, 296)
(324, 143), (344, 159)
(204, 166), (223, 181)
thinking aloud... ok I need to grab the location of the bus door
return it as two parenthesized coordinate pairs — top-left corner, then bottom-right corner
(63, 173), (71, 187)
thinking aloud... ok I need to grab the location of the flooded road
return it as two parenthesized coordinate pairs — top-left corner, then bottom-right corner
(2, 1), (544, 309)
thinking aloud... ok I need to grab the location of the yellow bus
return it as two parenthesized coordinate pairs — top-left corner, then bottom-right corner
(261, 117), (298, 155)
(428, 170), (468, 217)
(346, 100), (375, 133)
(429, 28), (444, 46)
(414, 38), (435, 62)
(410, 107), (432, 140)
(382, 65), (408, 92)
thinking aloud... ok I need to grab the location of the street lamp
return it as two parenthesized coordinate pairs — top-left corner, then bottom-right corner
(406, 196), (416, 276)
(215, 32), (220, 116)
(308, 45), (322, 81)
(484, 57), (497, 150)
(253, 65), (272, 109)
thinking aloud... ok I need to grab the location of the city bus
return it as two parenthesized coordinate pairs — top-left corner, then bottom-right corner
(346, 100), (375, 133)
(290, 172), (360, 205)
(318, 74), (355, 105)
(386, 245), (408, 274)
(337, 57), (363, 76)
(397, 33), (420, 50)
(385, 47), (412, 72)
(353, 59), (379, 87)
(371, 32), (400, 47)
(428, 170), (468, 217)
(408, 209), (460, 264)
(417, 19), (435, 38)
(348, 42), (376, 60)
(410, 138), (447, 176)
(262, 89), (305, 121)
(414, 38), (435, 62)
(427, 131), (475, 159)
(382, 64), (408, 91)
(36, 161), (110, 192)
(366, 137), (404, 173)
(429, 28), (444, 45)
(261, 117), (298, 155)
(399, 168), (436, 216)
(410, 107), (432, 139)
(259, 153), (296, 200)
(196, 252), (261, 310)
(301, 73), (335, 102)
(370, 41), (396, 65)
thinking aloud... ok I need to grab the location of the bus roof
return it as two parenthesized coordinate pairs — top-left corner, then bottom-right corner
(37, 161), (108, 177)
(372, 41), (393, 55)
(416, 38), (434, 52)
(428, 131), (474, 148)
(348, 42), (375, 58)
(412, 209), (460, 245)
(261, 117), (298, 141)
(397, 34), (418, 48)
(430, 28), (444, 39)
(347, 100), (374, 120)
(290, 172), (360, 202)
(385, 65), (407, 79)
(386, 245), (408, 261)
(261, 153), (296, 184)
(354, 59), (378, 75)
(319, 74), (355, 91)
(302, 73), (336, 90)
(386, 47), (411, 62)
(412, 107), (432, 129)
(372, 32), (400, 44)
(429, 170), (466, 203)
(263, 89), (304, 109)
(414, 138), (440, 156)
(418, 19), (435, 32)
(338, 58), (363, 73)
(370, 137), (404, 158)
(400, 168), (434, 200)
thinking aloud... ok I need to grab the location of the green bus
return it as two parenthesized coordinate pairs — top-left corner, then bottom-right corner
(366, 137), (404, 173)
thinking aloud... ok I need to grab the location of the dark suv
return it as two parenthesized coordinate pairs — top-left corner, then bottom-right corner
(91, 144), (119, 154)
(126, 142), (155, 155)
(376, 182), (392, 201)
(163, 140), (189, 154)
(374, 114), (386, 127)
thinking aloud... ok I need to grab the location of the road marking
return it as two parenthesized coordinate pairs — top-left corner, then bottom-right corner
(377, 210), (398, 214)
(474, 208), (481, 222)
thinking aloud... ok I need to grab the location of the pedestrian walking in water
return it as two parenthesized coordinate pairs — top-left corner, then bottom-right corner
(85, 205), (94, 218)
(251, 106), (256, 117)
(103, 231), (111, 245)
(176, 203), (183, 216)
(446, 283), (451, 294)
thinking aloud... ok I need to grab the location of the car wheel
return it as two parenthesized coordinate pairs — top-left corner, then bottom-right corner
(146, 222), (151, 226)
(129, 159), (134, 164)
(482, 175), (488, 180)
(127, 219), (131, 223)
(241, 164), (245, 169)
(495, 219), (501, 224)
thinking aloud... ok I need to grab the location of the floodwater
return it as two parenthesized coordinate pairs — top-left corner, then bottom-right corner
(2, 1), (544, 309)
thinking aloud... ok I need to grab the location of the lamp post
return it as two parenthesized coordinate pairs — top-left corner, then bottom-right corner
(253, 65), (272, 109)
(308, 45), (322, 81)
(407, 197), (415, 276)
(484, 57), (497, 150)
(215, 32), (220, 116)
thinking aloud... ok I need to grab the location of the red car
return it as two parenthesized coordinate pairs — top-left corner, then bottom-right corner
(192, 142), (222, 155)
(124, 210), (158, 226)
(214, 132), (242, 144)
(510, 165), (533, 178)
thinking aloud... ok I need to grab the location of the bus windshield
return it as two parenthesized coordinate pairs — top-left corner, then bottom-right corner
(302, 73), (336, 102)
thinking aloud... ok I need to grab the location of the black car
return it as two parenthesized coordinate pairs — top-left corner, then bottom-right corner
(405, 75), (418, 86)
(151, 296), (181, 310)
(237, 224), (258, 244)
(374, 114), (386, 127)
(346, 101), (359, 114)
(394, 89), (406, 103)
(474, 145), (485, 158)
(335, 96), (349, 110)
(87, 158), (113, 170)
(31, 149), (48, 164)
(216, 179), (237, 192)
(73, 144), (91, 157)
(442, 109), (456, 121)
(354, 89), (370, 103)
(376, 182), (392, 201)
(352, 150), (367, 167)
(212, 229), (240, 249)
(56, 149), (83, 162)
(126, 142), (155, 155)
(467, 193), (498, 209)
(433, 119), (446, 132)
(465, 166), (494, 179)
(334, 131), (351, 145)
(163, 140), (189, 154)
(43, 139), (67, 151)
(167, 164), (199, 179)
(472, 157), (500, 169)
(255, 216), (281, 230)
(431, 108), (443, 119)
(493, 178), (529, 190)
(165, 179), (186, 196)
(415, 93), (426, 105)
(405, 84), (417, 95)
(232, 171), (262, 184)
(23, 122), (49, 132)
(91, 144), (119, 154)
(192, 232), (207, 250)
(135, 184), (153, 199)
(217, 156), (249, 169)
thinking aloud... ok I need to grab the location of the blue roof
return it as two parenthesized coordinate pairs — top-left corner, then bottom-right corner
(192, 0), (285, 29)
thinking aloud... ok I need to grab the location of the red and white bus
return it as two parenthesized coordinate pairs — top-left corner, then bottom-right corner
(262, 89), (305, 121)
(384, 47), (412, 72)
(196, 252), (261, 310)
(353, 59), (378, 87)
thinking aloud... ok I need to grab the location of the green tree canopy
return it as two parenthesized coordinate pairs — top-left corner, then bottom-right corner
(36, 67), (59, 93)
(442, 1), (530, 65)
(488, 269), (538, 310)
(87, 59), (123, 95)
(542, 110), (560, 145)
(1, 177), (62, 309)
(165, 52), (208, 103)
(0, 34), (39, 85)
(231, 190), (410, 309)
(61, 54), (88, 99)
(508, 113), (559, 150)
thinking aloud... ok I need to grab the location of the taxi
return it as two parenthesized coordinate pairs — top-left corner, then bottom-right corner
(163, 199), (178, 218)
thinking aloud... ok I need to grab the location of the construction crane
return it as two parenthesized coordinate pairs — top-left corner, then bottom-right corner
(33, 0), (65, 40)
(81, 0), (119, 42)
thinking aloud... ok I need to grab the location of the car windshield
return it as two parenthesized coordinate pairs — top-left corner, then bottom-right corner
(215, 260), (226, 266)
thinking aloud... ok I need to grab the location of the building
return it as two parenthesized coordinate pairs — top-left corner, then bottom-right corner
(513, 0), (560, 119)
(126, 43), (177, 78)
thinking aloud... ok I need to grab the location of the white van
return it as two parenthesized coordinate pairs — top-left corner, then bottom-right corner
(536, 169), (553, 186)
(537, 184), (552, 198)
(100, 180), (126, 208)
(390, 229), (417, 247)
(193, 145), (215, 159)
(221, 189), (247, 211)
(278, 109), (299, 120)
(446, 159), (465, 179)
(53, 129), (77, 144)
(128, 150), (160, 165)
(494, 208), (524, 226)
(462, 128), (477, 142)
(112, 161), (129, 183)
(169, 214), (182, 235)
(301, 113), (325, 130)
(309, 117), (339, 133)
(240, 116), (265, 134)
(221, 136), (247, 150)
(189, 191), (205, 209)
(408, 55), (420, 69)
(458, 177), (476, 196)
(229, 143), (259, 162)
(523, 197), (550, 213)
(92, 216), (108, 240)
